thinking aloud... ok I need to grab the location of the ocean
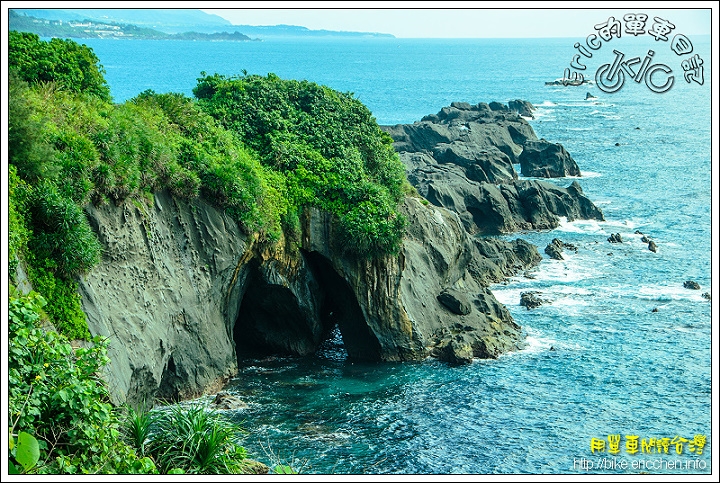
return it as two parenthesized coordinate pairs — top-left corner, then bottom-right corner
(75, 32), (713, 474)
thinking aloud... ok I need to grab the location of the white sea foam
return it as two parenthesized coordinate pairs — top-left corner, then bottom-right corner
(543, 296), (590, 317)
(556, 217), (606, 234)
(635, 284), (710, 302)
(490, 287), (525, 307)
(498, 327), (558, 358)
(530, 108), (555, 121)
(538, 100), (556, 106)
(602, 219), (639, 230)
(527, 260), (596, 283)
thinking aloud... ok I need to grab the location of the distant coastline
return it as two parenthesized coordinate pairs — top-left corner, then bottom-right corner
(9, 11), (256, 41)
(9, 9), (395, 41)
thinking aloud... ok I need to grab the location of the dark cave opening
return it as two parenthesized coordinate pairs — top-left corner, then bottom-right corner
(232, 251), (382, 365)
(302, 250), (382, 361)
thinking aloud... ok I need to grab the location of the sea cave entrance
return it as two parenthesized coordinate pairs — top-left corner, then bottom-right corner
(232, 251), (382, 365)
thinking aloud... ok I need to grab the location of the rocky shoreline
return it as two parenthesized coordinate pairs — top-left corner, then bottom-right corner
(78, 100), (604, 405)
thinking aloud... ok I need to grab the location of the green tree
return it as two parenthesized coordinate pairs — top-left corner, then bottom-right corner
(9, 31), (111, 101)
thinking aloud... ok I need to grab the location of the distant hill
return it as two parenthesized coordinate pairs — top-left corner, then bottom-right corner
(220, 24), (394, 39)
(11, 8), (395, 38)
(9, 10), (253, 41)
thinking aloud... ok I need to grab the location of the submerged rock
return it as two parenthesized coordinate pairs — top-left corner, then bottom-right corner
(212, 391), (249, 410)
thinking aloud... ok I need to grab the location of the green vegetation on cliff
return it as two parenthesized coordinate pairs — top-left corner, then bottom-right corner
(8, 31), (407, 474)
(194, 72), (407, 255)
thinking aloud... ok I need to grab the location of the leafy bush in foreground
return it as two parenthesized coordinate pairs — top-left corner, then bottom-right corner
(8, 288), (154, 474)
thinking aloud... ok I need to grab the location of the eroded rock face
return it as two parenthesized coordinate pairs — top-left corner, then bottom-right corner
(77, 101), (604, 405)
(79, 191), (251, 406)
(300, 199), (541, 363)
(519, 140), (581, 178)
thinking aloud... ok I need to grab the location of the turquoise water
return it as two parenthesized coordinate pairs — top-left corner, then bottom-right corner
(77, 33), (713, 474)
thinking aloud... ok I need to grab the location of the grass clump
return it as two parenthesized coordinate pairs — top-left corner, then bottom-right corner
(121, 403), (258, 474)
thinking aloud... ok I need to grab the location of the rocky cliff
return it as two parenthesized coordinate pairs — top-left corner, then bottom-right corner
(77, 100), (604, 406)
(78, 192), (251, 406)
(79, 191), (540, 405)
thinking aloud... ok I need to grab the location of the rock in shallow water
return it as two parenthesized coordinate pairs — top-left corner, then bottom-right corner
(683, 280), (701, 290)
(520, 291), (549, 309)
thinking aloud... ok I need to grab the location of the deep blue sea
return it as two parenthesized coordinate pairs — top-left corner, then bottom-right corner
(76, 33), (713, 475)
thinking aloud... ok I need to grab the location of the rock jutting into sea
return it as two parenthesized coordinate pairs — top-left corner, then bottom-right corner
(380, 101), (604, 236)
(79, 191), (541, 405)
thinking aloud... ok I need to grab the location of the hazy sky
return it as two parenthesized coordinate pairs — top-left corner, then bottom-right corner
(201, 4), (714, 39)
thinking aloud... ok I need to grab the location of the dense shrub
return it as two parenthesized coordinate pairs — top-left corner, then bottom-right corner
(27, 180), (101, 279)
(8, 72), (59, 182)
(8, 165), (31, 274)
(131, 90), (285, 240)
(194, 72), (407, 256)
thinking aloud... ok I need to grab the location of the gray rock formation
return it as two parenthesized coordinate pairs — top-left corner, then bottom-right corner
(545, 238), (578, 260)
(79, 192), (250, 406)
(508, 99), (535, 118)
(683, 280), (701, 290)
(519, 140), (581, 178)
(520, 291), (548, 309)
(74, 101), (606, 405)
(608, 233), (623, 243)
(212, 391), (249, 410)
(382, 101), (604, 236)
